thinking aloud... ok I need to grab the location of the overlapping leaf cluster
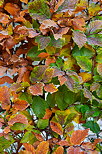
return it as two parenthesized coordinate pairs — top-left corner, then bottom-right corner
(0, 0), (102, 153)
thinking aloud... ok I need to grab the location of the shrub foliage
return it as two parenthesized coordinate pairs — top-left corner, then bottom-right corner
(0, 0), (102, 153)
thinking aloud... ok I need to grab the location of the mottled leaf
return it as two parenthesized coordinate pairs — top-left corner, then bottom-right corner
(44, 83), (58, 93)
(87, 37), (102, 47)
(50, 121), (63, 135)
(97, 63), (102, 76)
(53, 146), (64, 154)
(67, 146), (81, 154)
(14, 100), (29, 111)
(36, 141), (49, 154)
(23, 143), (35, 153)
(87, 20), (102, 33)
(4, 3), (20, 16)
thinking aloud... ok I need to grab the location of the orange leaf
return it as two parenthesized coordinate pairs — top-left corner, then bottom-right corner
(54, 0), (65, 12)
(45, 57), (56, 66)
(0, 86), (10, 110)
(43, 109), (52, 119)
(72, 18), (85, 31)
(67, 146), (81, 154)
(17, 67), (27, 83)
(8, 114), (28, 126)
(19, 150), (32, 154)
(38, 52), (49, 59)
(4, 3), (20, 16)
(14, 100), (29, 111)
(23, 143), (35, 154)
(79, 72), (92, 83)
(70, 129), (89, 145)
(53, 146), (64, 154)
(50, 121), (63, 135)
(3, 126), (11, 134)
(54, 27), (69, 40)
(0, 66), (7, 76)
(32, 132), (44, 142)
(20, 0), (28, 4)
(57, 140), (70, 146)
(0, 13), (10, 24)
(44, 83), (58, 93)
(0, 76), (14, 84)
(28, 82), (44, 96)
(36, 141), (49, 154)
(58, 76), (67, 85)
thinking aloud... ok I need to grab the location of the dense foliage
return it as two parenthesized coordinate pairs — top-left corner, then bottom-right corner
(0, 0), (102, 153)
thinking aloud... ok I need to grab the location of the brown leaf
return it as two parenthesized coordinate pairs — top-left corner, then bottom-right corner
(54, 0), (65, 12)
(32, 132), (44, 142)
(72, 18), (85, 31)
(97, 63), (102, 76)
(0, 86), (10, 110)
(28, 83), (44, 96)
(17, 67), (27, 82)
(70, 129), (89, 145)
(3, 126), (11, 134)
(14, 100), (29, 111)
(90, 83), (100, 92)
(72, 31), (87, 48)
(87, 20), (102, 33)
(50, 121), (63, 135)
(0, 76), (14, 84)
(67, 146), (81, 154)
(28, 29), (40, 38)
(45, 57), (56, 66)
(57, 140), (70, 146)
(0, 66), (7, 76)
(44, 83), (58, 93)
(23, 143), (35, 154)
(8, 114), (28, 126)
(36, 141), (49, 154)
(54, 27), (69, 40)
(87, 37), (102, 47)
(38, 52), (49, 59)
(20, 0), (28, 4)
(53, 146), (64, 154)
(4, 3), (20, 16)
(84, 88), (92, 101)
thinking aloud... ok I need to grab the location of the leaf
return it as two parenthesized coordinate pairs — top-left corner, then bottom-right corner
(72, 31), (87, 48)
(11, 123), (26, 131)
(43, 109), (52, 119)
(0, 76), (14, 84)
(37, 119), (49, 129)
(36, 141), (49, 154)
(87, 37), (102, 47)
(79, 72), (92, 83)
(4, 3), (20, 16)
(50, 121), (63, 135)
(67, 146), (81, 154)
(27, 46), (42, 60)
(44, 83), (58, 93)
(14, 100), (29, 111)
(0, 86), (10, 110)
(0, 12), (9, 24)
(21, 131), (35, 143)
(28, 82), (44, 96)
(90, 83), (100, 92)
(83, 88), (92, 101)
(70, 129), (89, 145)
(23, 143), (35, 153)
(58, 76), (67, 86)
(32, 96), (47, 118)
(87, 20), (102, 33)
(54, 0), (65, 12)
(76, 56), (92, 71)
(97, 63), (102, 76)
(8, 114), (28, 126)
(72, 18), (85, 31)
(42, 68), (54, 83)
(20, 0), (28, 4)
(35, 36), (51, 50)
(83, 121), (100, 134)
(53, 146), (64, 154)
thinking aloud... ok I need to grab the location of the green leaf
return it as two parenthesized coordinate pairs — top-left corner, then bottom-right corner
(76, 56), (92, 72)
(72, 45), (94, 58)
(32, 96), (47, 118)
(27, 46), (43, 60)
(35, 36), (51, 50)
(21, 131), (35, 143)
(65, 113), (77, 124)
(19, 92), (33, 104)
(28, 0), (50, 18)
(55, 110), (68, 125)
(83, 121), (100, 134)
(49, 36), (65, 48)
(80, 105), (90, 115)
(37, 119), (49, 129)
(46, 93), (55, 108)
(11, 123), (27, 131)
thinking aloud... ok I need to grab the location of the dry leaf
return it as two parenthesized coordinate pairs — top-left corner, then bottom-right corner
(14, 100), (29, 111)
(50, 121), (63, 135)
(36, 141), (49, 154)
(23, 143), (35, 154)
(53, 146), (64, 154)
(4, 3), (20, 16)
(44, 83), (58, 93)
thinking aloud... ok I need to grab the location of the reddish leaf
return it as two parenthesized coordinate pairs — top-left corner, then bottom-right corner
(67, 146), (81, 154)
(17, 67), (27, 82)
(28, 29), (39, 38)
(57, 140), (70, 146)
(4, 3), (20, 16)
(70, 129), (89, 145)
(38, 52), (49, 59)
(23, 143), (35, 154)
(0, 76), (14, 84)
(87, 37), (102, 47)
(53, 146), (64, 154)
(32, 132), (44, 142)
(87, 20), (102, 33)
(3, 126), (11, 134)
(45, 57), (56, 66)
(0, 86), (10, 110)
(28, 82), (44, 96)
(72, 31), (87, 48)
(72, 18), (85, 31)
(44, 83), (58, 93)
(8, 114), (28, 126)
(14, 100), (29, 111)
(54, 0), (65, 12)
(54, 27), (69, 40)
(36, 141), (49, 154)
(50, 121), (63, 135)
(0, 66), (7, 76)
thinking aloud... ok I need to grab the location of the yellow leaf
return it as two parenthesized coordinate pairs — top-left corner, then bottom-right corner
(79, 72), (92, 83)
